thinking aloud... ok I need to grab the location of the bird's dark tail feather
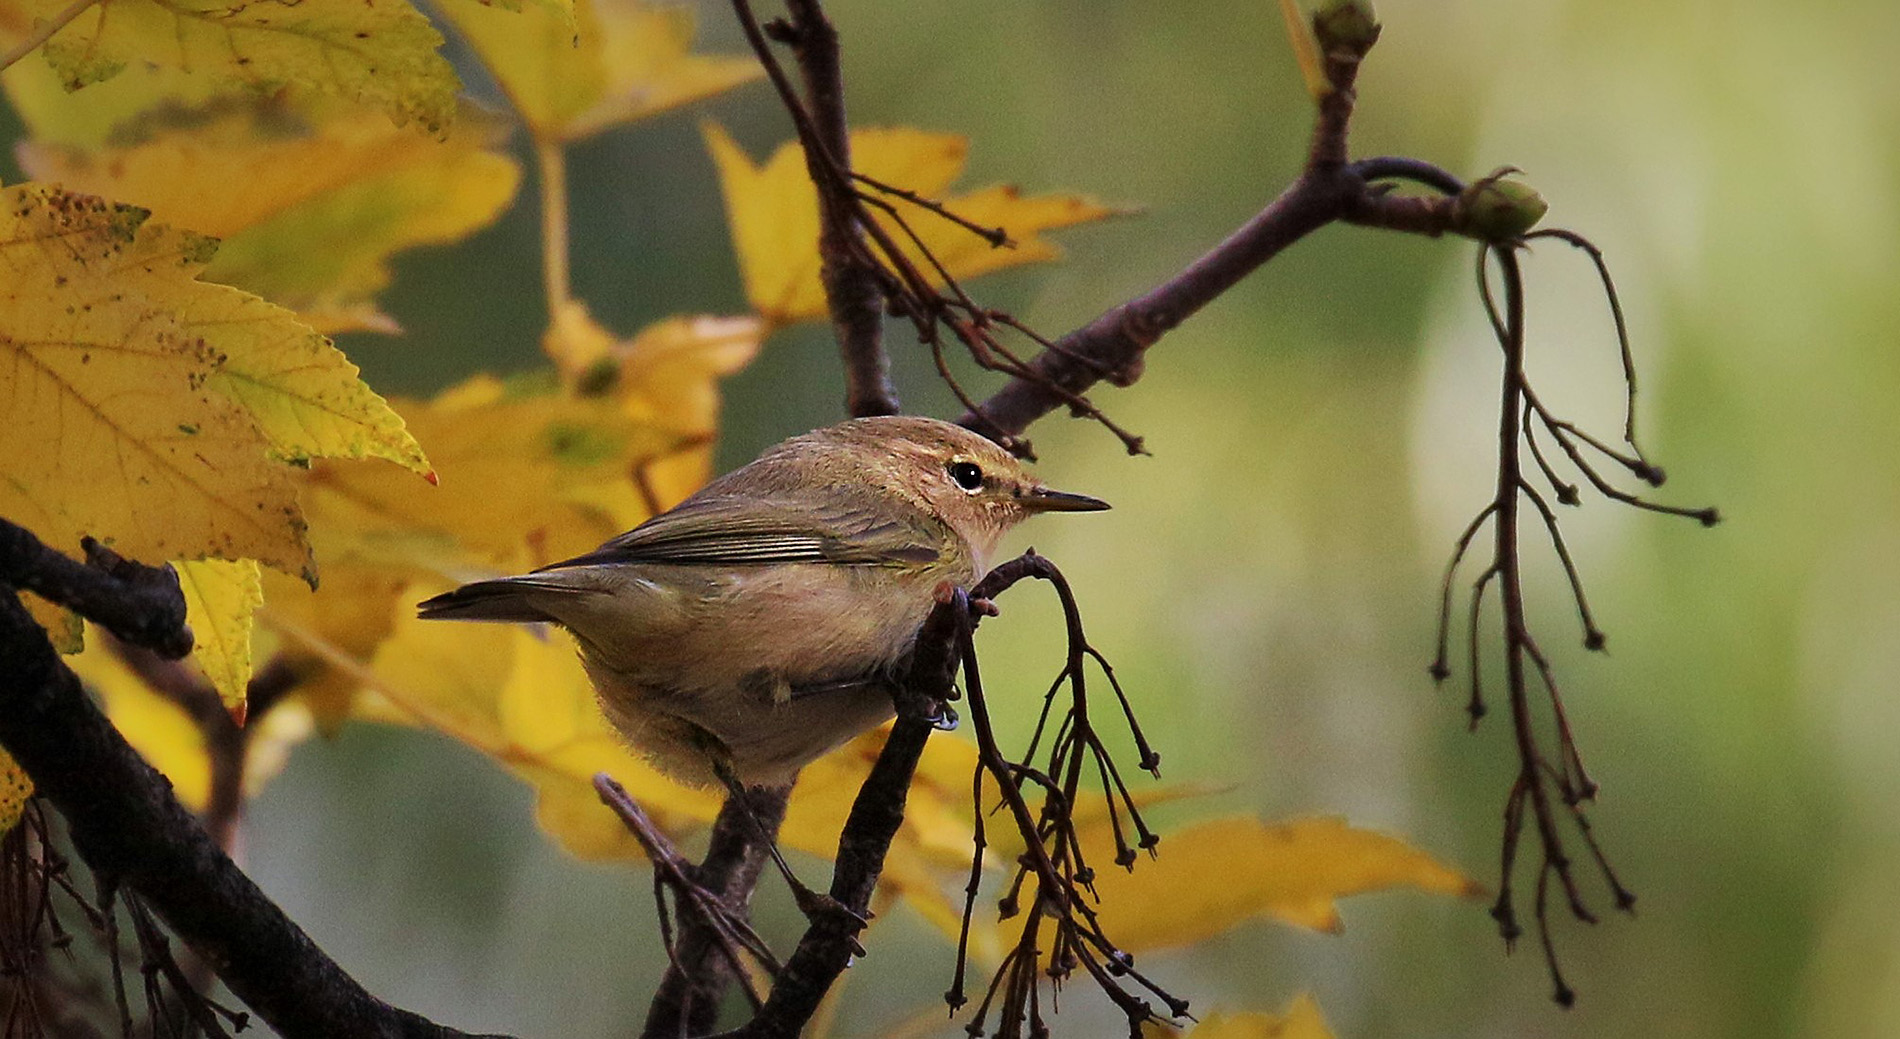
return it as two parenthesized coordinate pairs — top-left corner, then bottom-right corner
(416, 577), (569, 623)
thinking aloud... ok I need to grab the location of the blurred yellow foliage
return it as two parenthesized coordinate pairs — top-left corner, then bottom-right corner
(543, 304), (764, 506)
(66, 640), (315, 810)
(261, 372), (681, 728)
(0, 57), (223, 150)
(17, 95), (520, 333)
(925, 809), (1478, 965)
(363, 608), (723, 853)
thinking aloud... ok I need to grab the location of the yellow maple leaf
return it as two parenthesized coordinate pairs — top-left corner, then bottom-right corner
(435, 0), (759, 142)
(17, 96), (521, 333)
(703, 122), (1118, 324)
(1087, 816), (1483, 952)
(175, 558), (263, 715)
(21, 0), (458, 133)
(0, 184), (422, 581)
(0, 749), (28, 834)
(0, 182), (429, 704)
(1148, 996), (1335, 1039)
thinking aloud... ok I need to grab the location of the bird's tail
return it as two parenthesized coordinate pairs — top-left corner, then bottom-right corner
(416, 575), (583, 623)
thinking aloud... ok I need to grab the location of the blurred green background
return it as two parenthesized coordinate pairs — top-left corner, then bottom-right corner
(54, 0), (1899, 1036)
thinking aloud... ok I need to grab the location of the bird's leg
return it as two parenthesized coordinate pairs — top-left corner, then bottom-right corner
(593, 774), (780, 999)
(708, 757), (872, 949)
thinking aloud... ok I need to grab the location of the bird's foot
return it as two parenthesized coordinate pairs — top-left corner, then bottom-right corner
(789, 882), (870, 955)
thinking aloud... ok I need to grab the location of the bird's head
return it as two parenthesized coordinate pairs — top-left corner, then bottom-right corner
(813, 416), (1110, 564)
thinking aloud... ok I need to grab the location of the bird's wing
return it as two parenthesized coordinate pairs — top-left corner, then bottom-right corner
(541, 493), (944, 570)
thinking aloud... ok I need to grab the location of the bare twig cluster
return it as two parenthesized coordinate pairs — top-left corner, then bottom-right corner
(1428, 237), (1718, 1005)
(946, 553), (1179, 1039)
(2, 800), (251, 1038)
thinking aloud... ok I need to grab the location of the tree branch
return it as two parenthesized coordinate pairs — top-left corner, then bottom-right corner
(958, 5), (1394, 443)
(958, 171), (1354, 440)
(785, 0), (898, 418)
(107, 640), (306, 855)
(733, 0), (898, 417)
(0, 520), (192, 659)
(0, 585), (510, 1039)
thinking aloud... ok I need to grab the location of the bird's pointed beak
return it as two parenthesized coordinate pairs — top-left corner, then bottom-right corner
(1021, 485), (1112, 513)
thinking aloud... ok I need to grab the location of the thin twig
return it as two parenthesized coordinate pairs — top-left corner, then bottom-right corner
(599, 777), (779, 1039)
(1525, 228), (1642, 450)
(960, 171), (1350, 442)
(851, 171), (1011, 246)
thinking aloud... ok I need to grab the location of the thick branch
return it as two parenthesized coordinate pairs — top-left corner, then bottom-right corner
(959, 172), (1354, 439)
(0, 520), (191, 659)
(765, 0), (897, 417)
(0, 588), (508, 1039)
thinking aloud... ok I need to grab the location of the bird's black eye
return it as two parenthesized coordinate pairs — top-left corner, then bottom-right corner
(949, 461), (984, 491)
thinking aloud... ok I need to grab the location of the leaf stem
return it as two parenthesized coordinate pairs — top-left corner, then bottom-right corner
(535, 135), (572, 314)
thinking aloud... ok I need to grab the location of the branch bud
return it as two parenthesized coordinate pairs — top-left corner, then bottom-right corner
(1313, 0), (1381, 51)
(1457, 170), (1548, 241)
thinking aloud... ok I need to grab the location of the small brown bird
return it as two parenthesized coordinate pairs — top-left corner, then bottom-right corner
(417, 415), (1108, 788)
